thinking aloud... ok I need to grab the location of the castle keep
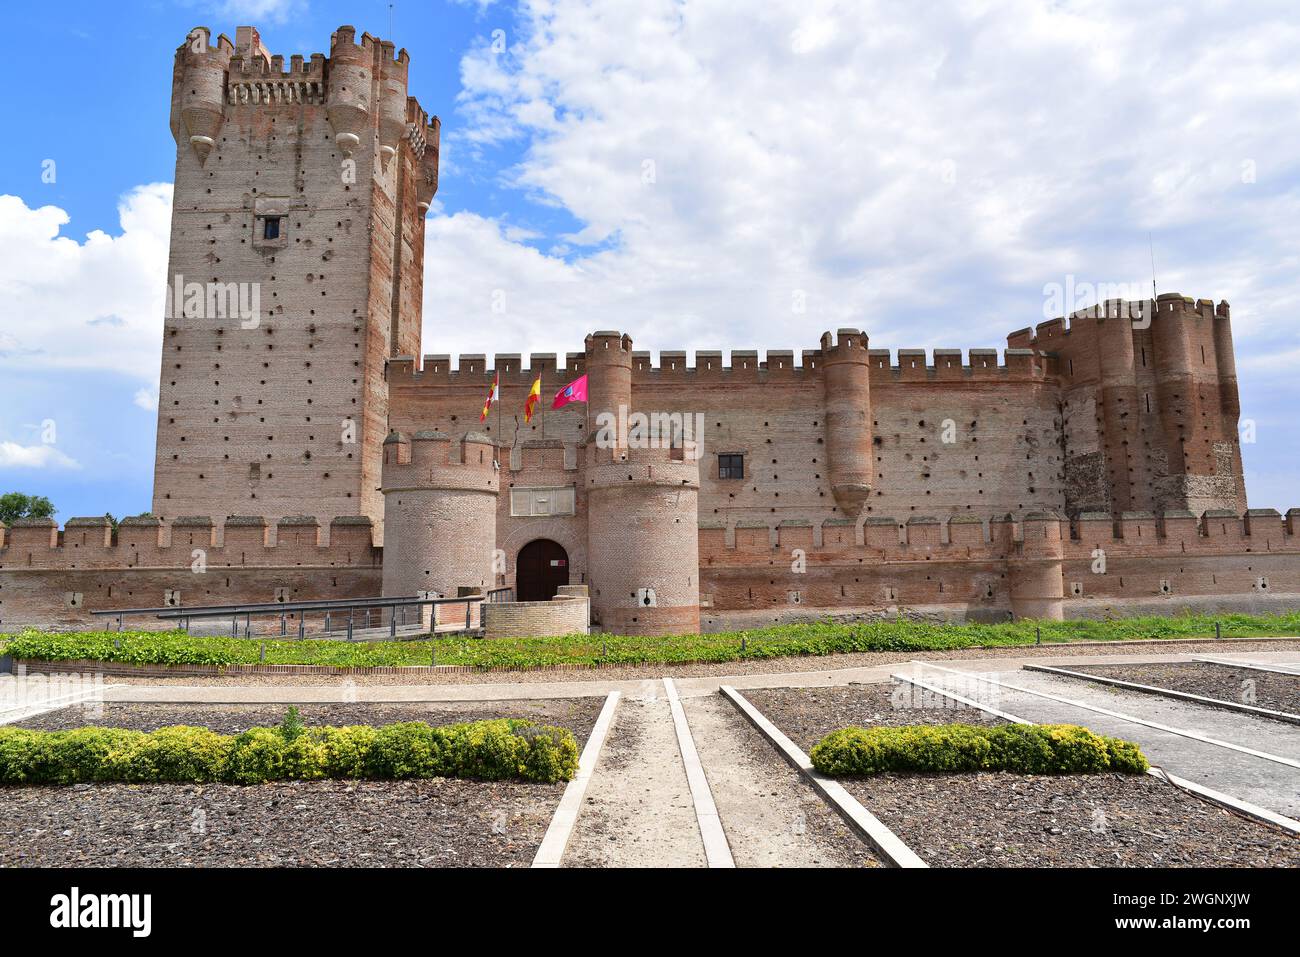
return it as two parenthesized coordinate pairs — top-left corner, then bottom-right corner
(0, 25), (1295, 635)
(154, 24), (437, 531)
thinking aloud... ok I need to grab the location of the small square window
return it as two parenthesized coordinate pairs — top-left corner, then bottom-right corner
(263, 217), (282, 240)
(718, 453), (744, 480)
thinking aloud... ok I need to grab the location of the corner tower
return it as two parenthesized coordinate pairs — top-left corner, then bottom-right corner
(152, 25), (440, 538)
(1147, 294), (1245, 513)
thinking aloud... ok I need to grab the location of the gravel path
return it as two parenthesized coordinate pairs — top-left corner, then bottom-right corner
(88, 638), (1300, 687)
(1064, 662), (1300, 717)
(12, 698), (605, 746)
(0, 778), (557, 867)
(741, 683), (1300, 868)
(561, 692), (706, 868)
(685, 695), (880, 867)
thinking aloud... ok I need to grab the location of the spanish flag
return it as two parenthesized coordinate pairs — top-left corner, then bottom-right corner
(524, 374), (542, 423)
(479, 371), (499, 422)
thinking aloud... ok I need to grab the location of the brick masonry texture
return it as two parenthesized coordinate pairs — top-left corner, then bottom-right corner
(482, 596), (590, 639)
(152, 25), (437, 539)
(0, 25), (1296, 637)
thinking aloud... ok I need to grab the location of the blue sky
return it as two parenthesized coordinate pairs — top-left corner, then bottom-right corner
(0, 0), (1297, 519)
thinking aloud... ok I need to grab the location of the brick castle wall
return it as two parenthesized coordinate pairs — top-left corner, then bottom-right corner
(0, 515), (379, 632)
(5, 509), (1297, 633)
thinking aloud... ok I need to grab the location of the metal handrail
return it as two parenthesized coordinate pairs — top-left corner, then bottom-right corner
(90, 592), (485, 640)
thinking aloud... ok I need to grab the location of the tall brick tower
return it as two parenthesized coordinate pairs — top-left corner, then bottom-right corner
(152, 25), (439, 538)
(1147, 294), (1246, 513)
(1048, 294), (1245, 516)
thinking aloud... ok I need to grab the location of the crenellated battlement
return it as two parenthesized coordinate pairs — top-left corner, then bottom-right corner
(179, 26), (235, 58)
(380, 430), (500, 495)
(387, 345), (1056, 384)
(820, 328), (870, 360)
(697, 508), (1300, 557)
(0, 515), (379, 570)
(172, 23), (436, 161)
(585, 443), (702, 491)
(1009, 294), (1232, 352)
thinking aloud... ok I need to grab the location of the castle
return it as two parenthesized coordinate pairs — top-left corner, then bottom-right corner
(1, 25), (1296, 635)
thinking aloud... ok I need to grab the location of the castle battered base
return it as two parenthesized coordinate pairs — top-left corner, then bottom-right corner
(701, 593), (1300, 633)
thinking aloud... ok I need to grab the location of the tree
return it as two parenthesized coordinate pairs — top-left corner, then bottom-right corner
(0, 492), (56, 526)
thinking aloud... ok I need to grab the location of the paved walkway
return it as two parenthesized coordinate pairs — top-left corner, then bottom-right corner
(560, 684), (708, 867)
(556, 680), (876, 867)
(900, 660), (1300, 819)
(82, 648), (1281, 704)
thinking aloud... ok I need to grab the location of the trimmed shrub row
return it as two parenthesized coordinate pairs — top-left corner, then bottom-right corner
(809, 723), (1150, 777)
(3, 611), (1298, 670)
(0, 717), (579, 786)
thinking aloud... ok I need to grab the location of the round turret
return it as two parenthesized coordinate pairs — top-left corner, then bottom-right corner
(584, 331), (633, 446)
(416, 117), (440, 211)
(378, 46), (409, 165)
(327, 26), (372, 155)
(175, 27), (233, 164)
(585, 445), (700, 635)
(380, 431), (499, 602)
(1095, 304), (1142, 512)
(1212, 300), (1239, 421)
(1149, 294), (1197, 477)
(820, 329), (873, 516)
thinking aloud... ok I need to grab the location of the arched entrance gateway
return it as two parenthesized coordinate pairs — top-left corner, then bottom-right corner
(515, 539), (570, 602)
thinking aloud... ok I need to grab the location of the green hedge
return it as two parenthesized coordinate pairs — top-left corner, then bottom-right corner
(0, 716), (579, 786)
(3, 610), (1298, 670)
(809, 723), (1150, 776)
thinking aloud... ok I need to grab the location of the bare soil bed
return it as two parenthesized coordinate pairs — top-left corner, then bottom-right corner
(745, 683), (1003, 748)
(743, 683), (1300, 868)
(0, 778), (557, 867)
(0, 697), (604, 868)
(1063, 661), (1300, 717)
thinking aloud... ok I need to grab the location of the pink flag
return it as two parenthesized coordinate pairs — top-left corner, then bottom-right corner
(552, 374), (588, 410)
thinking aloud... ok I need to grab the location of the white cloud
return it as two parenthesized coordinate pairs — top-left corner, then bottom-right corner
(0, 442), (81, 471)
(133, 387), (159, 412)
(210, 0), (305, 25)
(426, 0), (1300, 367)
(0, 185), (170, 381)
